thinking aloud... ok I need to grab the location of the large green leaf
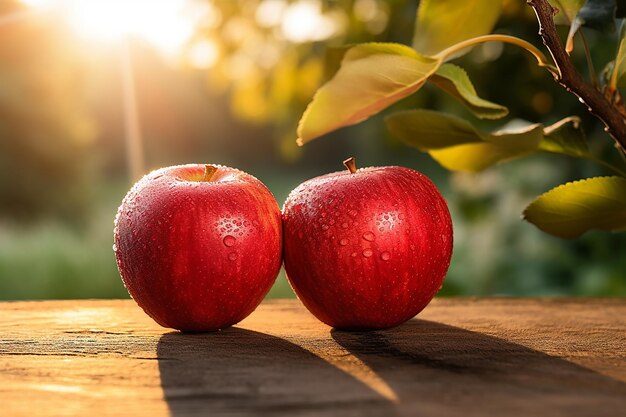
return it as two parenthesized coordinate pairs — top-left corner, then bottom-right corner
(429, 124), (544, 172)
(523, 176), (626, 238)
(413, 0), (502, 57)
(385, 110), (543, 172)
(385, 110), (485, 150)
(296, 43), (441, 145)
(385, 111), (590, 172)
(429, 64), (509, 119)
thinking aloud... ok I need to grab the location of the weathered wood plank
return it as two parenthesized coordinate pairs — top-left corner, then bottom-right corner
(0, 298), (624, 416)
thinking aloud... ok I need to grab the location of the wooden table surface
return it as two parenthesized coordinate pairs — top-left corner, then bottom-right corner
(0, 298), (625, 416)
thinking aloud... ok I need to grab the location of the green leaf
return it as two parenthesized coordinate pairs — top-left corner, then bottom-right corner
(296, 43), (441, 145)
(385, 110), (543, 172)
(429, 124), (544, 172)
(429, 63), (509, 119)
(523, 176), (626, 238)
(413, 0), (502, 57)
(386, 111), (591, 172)
(385, 110), (485, 150)
(539, 116), (590, 157)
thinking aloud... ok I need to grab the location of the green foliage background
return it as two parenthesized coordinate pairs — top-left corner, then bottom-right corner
(0, 0), (624, 300)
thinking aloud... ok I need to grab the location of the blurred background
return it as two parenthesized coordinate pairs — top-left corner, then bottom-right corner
(0, 0), (624, 300)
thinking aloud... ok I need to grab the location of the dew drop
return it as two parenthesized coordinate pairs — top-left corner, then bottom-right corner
(341, 222), (349, 229)
(339, 238), (349, 246)
(351, 252), (358, 257)
(228, 252), (238, 261)
(398, 213), (405, 220)
(380, 251), (391, 261)
(362, 231), (375, 242)
(223, 235), (236, 247)
(321, 224), (329, 231)
(348, 209), (358, 217)
(362, 248), (373, 257)
(112, 243), (117, 252)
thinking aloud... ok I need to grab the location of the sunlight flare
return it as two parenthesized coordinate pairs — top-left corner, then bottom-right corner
(20, 0), (196, 54)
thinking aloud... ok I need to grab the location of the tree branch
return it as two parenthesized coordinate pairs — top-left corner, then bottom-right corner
(528, 0), (626, 154)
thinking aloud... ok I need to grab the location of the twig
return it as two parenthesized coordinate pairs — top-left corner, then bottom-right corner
(528, 0), (626, 154)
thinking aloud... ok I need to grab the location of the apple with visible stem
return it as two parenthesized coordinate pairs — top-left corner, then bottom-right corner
(282, 157), (453, 330)
(114, 164), (282, 332)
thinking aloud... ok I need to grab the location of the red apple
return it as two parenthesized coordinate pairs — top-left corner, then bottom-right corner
(282, 157), (453, 330)
(114, 164), (282, 332)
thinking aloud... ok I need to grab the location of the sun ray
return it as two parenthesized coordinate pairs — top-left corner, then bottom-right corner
(120, 41), (145, 182)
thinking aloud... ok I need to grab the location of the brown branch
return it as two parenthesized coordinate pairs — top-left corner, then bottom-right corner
(528, 0), (626, 154)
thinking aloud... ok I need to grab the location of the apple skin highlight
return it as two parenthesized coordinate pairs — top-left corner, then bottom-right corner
(282, 161), (453, 330)
(114, 164), (282, 332)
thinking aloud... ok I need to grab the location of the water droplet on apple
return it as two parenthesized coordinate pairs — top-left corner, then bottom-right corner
(112, 243), (117, 252)
(253, 219), (260, 227)
(223, 235), (236, 247)
(348, 209), (358, 217)
(398, 213), (405, 220)
(351, 252), (358, 257)
(380, 251), (391, 261)
(362, 231), (375, 241)
(339, 238), (349, 246)
(228, 252), (238, 261)
(362, 248), (373, 257)
(321, 212), (327, 218)
(321, 224), (329, 231)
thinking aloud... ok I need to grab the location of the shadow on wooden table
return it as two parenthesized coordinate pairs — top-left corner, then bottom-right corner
(157, 328), (397, 416)
(157, 321), (626, 417)
(331, 320), (626, 416)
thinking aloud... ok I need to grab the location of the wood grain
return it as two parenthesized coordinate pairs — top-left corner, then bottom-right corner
(0, 298), (624, 416)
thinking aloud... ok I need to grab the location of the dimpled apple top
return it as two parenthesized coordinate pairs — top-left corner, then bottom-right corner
(114, 164), (282, 332)
(282, 163), (452, 329)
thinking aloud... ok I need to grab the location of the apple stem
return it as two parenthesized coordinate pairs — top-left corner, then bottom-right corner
(203, 165), (218, 182)
(343, 157), (357, 174)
